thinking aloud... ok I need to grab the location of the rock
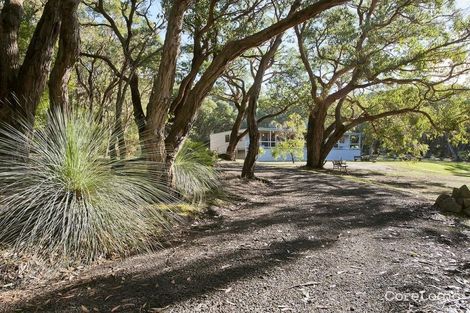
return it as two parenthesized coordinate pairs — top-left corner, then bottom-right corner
(435, 194), (451, 206)
(463, 198), (470, 210)
(438, 197), (462, 213)
(452, 188), (462, 200)
(464, 207), (470, 217)
(460, 185), (470, 198)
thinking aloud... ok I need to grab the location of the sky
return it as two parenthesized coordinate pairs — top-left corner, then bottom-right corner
(456, 0), (468, 9)
(150, 0), (470, 19)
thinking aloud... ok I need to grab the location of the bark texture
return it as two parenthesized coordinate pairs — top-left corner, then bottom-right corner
(0, 0), (65, 127)
(49, 0), (80, 112)
(145, 0), (191, 166)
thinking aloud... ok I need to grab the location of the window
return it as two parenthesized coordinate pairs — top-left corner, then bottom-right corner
(350, 135), (359, 144)
(225, 134), (230, 142)
(349, 134), (360, 149)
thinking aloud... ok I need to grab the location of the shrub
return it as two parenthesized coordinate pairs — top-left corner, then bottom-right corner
(173, 140), (219, 202)
(0, 110), (174, 263)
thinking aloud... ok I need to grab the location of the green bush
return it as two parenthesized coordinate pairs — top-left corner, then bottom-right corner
(0, 110), (174, 263)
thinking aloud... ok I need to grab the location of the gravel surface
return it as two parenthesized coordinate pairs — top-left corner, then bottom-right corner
(1, 163), (469, 313)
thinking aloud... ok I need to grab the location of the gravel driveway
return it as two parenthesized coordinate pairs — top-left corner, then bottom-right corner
(2, 163), (469, 313)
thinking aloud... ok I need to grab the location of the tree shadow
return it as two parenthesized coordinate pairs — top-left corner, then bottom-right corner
(444, 162), (470, 178)
(5, 163), (434, 312)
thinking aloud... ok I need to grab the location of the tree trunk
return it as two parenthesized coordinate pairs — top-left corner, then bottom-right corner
(241, 98), (260, 179)
(130, 72), (146, 144)
(16, 0), (62, 125)
(48, 0), (80, 112)
(0, 0), (23, 100)
(145, 0), (190, 167)
(223, 106), (246, 160)
(305, 107), (327, 169)
(241, 33), (284, 178)
(0, 0), (62, 128)
(0, 0), (23, 125)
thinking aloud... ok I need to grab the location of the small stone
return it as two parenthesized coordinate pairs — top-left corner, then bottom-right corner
(464, 207), (470, 217)
(452, 188), (462, 200)
(463, 198), (470, 210)
(438, 197), (462, 213)
(460, 185), (470, 198)
(435, 194), (451, 206)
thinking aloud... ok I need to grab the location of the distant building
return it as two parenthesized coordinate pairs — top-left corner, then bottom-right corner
(210, 127), (362, 161)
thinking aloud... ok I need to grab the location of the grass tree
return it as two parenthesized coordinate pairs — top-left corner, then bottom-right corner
(0, 110), (175, 263)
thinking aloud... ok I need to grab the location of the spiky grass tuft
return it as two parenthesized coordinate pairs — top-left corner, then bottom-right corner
(173, 140), (219, 203)
(0, 110), (175, 263)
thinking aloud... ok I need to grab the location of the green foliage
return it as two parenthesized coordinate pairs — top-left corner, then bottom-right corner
(190, 98), (236, 142)
(0, 110), (174, 263)
(272, 113), (306, 163)
(360, 87), (470, 157)
(173, 139), (219, 202)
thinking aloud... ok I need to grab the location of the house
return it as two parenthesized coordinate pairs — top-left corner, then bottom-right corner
(210, 127), (362, 161)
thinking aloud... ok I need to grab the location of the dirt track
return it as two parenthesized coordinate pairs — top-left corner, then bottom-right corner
(1, 163), (469, 312)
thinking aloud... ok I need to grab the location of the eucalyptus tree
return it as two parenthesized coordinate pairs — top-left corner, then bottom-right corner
(295, 0), (470, 168)
(0, 0), (80, 127)
(143, 0), (348, 180)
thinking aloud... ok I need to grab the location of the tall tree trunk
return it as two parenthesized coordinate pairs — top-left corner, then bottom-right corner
(145, 0), (190, 168)
(224, 106), (246, 160)
(241, 33), (284, 179)
(16, 0), (62, 125)
(0, 0), (23, 125)
(241, 97), (260, 179)
(49, 0), (80, 112)
(0, 0), (22, 99)
(305, 106), (327, 169)
(0, 0), (62, 128)
(113, 82), (128, 159)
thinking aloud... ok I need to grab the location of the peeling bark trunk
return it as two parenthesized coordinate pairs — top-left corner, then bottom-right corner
(49, 0), (80, 112)
(145, 0), (190, 167)
(0, 0), (23, 125)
